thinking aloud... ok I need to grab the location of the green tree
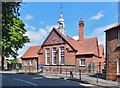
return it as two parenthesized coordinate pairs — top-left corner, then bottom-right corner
(2, 2), (30, 58)
(12, 57), (18, 64)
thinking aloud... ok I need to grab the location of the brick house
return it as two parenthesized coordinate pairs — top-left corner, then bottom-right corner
(21, 9), (105, 74)
(21, 46), (41, 72)
(105, 23), (120, 81)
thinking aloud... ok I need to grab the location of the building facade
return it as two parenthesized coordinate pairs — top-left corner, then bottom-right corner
(21, 9), (105, 74)
(105, 23), (120, 81)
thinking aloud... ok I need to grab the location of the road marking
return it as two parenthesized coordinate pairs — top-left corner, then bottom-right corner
(14, 78), (37, 86)
(79, 83), (95, 87)
(33, 77), (42, 79)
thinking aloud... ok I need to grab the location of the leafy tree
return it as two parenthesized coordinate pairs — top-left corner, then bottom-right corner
(12, 57), (18, 64)
(2, 2), (30, 58)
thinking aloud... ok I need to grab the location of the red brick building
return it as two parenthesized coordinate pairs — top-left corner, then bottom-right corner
(21, 9), (105, 74)
(105, 23), (120, 81)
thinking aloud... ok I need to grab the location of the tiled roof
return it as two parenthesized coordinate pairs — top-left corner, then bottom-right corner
(75, 37), (99, 56)
(21, 45), (41, 59)
(54, 28), (99, 56)
(105, 22), (120, 32)
(22, 27), (102, 59)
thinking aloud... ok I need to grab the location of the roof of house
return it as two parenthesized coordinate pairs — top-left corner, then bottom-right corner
(75, 37), (99, 56)
(22, 27), (102, 59)
(52, 28), (99, 56)
(21, 45), (41, 59)
(105, 22), (120, 32)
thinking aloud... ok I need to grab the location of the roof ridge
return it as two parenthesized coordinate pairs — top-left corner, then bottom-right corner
(105, 22), (120, 32)
(30, 45), (41, 47)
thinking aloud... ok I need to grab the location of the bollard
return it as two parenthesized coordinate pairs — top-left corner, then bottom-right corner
(70, 70), (73, 78)
(79, 70), (81, 80)
(96, 71), (98, 83)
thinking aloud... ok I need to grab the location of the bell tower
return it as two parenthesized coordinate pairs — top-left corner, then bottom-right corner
(58, 3), (65, 33)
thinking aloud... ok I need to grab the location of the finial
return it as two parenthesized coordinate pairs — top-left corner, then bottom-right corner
(60, 3), (63, 14)
(80, 18), (82, 21)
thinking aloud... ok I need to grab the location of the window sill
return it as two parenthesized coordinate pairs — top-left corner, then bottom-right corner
(79, 65), (85, 67)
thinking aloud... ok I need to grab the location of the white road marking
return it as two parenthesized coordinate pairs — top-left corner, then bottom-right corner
(14, 78), (37, 86)
(33, 77), (42, 79)
(79, 83), (95, 86)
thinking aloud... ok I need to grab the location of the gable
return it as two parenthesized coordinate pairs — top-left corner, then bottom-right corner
(44, 29), (65, 46)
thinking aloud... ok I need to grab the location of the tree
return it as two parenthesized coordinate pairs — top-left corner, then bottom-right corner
(2, 2), (30, 58)
(12, 57), (18, 64)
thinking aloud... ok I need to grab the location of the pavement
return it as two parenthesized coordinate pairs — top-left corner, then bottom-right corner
(42, 72), (120, 88)
(0, 70), (120, 88)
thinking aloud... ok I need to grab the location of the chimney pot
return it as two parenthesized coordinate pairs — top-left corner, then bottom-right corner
(79, 18), (84, 41)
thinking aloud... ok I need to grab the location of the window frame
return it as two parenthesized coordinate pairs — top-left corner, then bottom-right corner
(24, 61), (28, 67)
(45, 48), (50, 65)
(80, 59), (85, 66)
(30, 61), (33, 66)
(59, 46), (64, 65)
(52, 47), (57, 65)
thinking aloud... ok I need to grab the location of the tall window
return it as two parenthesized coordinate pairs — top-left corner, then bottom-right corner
(118, 30), (120, 46)
(59, 47), (64, 65)
(46, 48), (50, 65)
(80, 59), (85, 66)
(52, 47), (57, 64)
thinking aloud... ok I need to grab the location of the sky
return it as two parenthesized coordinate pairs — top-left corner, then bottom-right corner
(17, 2), (118, 58)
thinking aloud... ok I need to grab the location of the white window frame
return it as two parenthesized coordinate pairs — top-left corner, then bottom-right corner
(59, 47), (64, 65)
(30, 61), (33, 66)
(45, 48), (50, 65)
(80, 59), (85, 66)
(52, 47), (57, 65)
(24, 61), (28, 67)
(117, 58), (120, 75)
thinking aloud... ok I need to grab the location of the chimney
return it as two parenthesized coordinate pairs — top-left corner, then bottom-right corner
(79, 18), (84, 41)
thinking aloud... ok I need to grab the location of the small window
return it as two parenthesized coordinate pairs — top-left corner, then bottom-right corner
(30, 61), (33, 66)
(80, 59), (85, 66)
(24, 61), (28, 66)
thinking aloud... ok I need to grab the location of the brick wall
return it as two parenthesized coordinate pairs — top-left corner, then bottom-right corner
(106, 26), (120, 81)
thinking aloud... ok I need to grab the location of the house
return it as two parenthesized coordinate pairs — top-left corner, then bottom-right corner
(21, 9), (105, 74)
(21, 46), (41, 73)
(105, 23), (120, 81)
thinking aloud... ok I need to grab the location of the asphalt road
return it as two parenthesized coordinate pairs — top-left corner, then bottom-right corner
(1, 73), (92, 88)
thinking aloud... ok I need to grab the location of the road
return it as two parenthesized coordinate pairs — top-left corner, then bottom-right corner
(1, 73), (97, 88)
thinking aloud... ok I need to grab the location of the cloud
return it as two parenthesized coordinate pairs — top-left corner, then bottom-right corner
(18, 24), (58, 57)
(90, 11), (104, 20)
(45, 25), (58, 32)
(72, 36), (79, 40)
(92, 23), (116, 52)
(25, 14), (34, 20)
(25, 24), (36, 30)
(40, 21), (44, 24)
